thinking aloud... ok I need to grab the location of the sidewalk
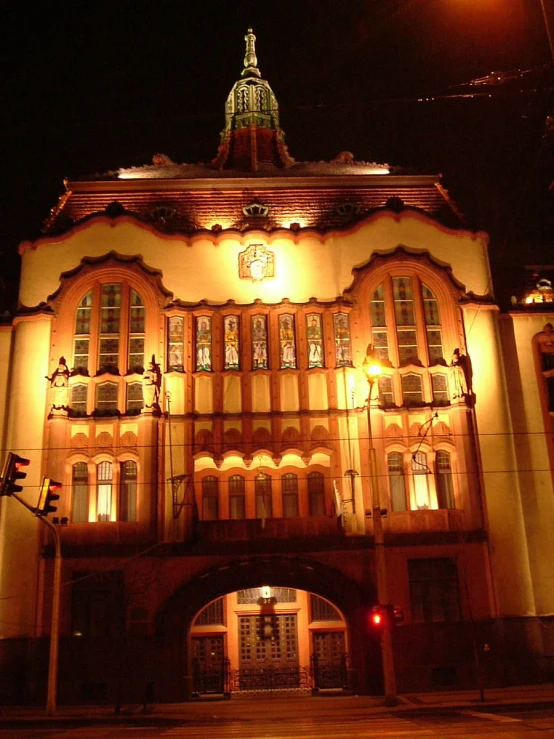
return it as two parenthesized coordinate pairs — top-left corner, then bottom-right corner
(1, 683), (554, 726)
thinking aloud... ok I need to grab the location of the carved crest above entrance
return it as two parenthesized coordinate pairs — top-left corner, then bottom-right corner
(239, 243), (275, 282)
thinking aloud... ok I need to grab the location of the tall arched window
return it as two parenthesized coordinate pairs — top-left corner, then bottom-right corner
(72, 283), (146, 377)
(229, 474), (245, 519)
(97, 461), (113, 522)
(120, 460), (137, 522)
(255, 472), (272, 519)
(388, 453), (407, 512)
(308, 471), (325, 516)
(72, 462), (89, 523)
(281, 473), (299, 517)
(411, 452), (430, 509)
(202, 476), (219, 520)
(436, 451), (455, 509)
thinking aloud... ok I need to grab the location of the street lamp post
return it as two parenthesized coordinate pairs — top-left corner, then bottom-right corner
(362, 346), (397, 707)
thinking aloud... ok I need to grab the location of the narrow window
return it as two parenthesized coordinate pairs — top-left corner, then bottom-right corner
(255, 472), (272, 519)
(411, 452), (430, 508)
(401, 373), (424, 406)
(252, 315), (269, 370)
(393, 277), (419, 365)
(306, 313), (324, 368)
(281, 473), (299, 517)
(74, 291), (92, 374)
(72, 462), (89, 523)
(334, 313), (352, 367)
(422, 284), (443, 364)
(126, 382), (143, 414)
(436, 451), (455, 509)
(96, 382), (119, 416)
(120, 460), (137, 522)
(128, 289), (145, 373)
(202, 476), (219, 520)
(97, 461), (113, 522)
(196, 316), (212, 371)
(279, 314), (297, 369)
(70, 383), (88, 416)
(388, 453), (407, 512)
(409, 558), (461, 623)
(431, 374), (449, 406)
(308, 471), (326, 516)
(98, 284), (121, 373)
(371, 283), (389, 362)
(229, 475), (245, 520)
(224, 315), (240, 370)
(168, 316), (185, 372)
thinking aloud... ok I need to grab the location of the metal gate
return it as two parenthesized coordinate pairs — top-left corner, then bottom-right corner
(191, 636), (229, 695)
(312, 631), (349, 690)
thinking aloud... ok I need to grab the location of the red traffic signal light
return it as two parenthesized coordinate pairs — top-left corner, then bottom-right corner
(0, 453), (30, 497)
(36, 478), (62, 516)
(369, 605), (386, 630)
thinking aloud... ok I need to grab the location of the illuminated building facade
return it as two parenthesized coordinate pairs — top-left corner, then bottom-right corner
(0, 30), (552, 703)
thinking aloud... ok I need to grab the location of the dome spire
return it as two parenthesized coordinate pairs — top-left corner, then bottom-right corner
(243, 28), (260, 78)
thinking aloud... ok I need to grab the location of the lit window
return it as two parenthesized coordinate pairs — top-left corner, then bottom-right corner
(167, 316), (185, 372)
(281, 473), (299, 517)
(202, 476), (219, 520)
(306, 313), (324, 368)
(308, 471), (325, 516)
(97, 461), (113, 522)
(334, 313), (352, 367)
(120, 460), (137, 522)
(371, 283), (389, 362)
(224, 315), (240, 370)
(255, 472), (272, 519)
(411, 452), (430, 508)
(436, 451), (455, 509)
(72, 462), (89, 523)
(279, 314), (297, 369)
(252, 315), (269, 370)
(388, 453), (407, 512)
(196, 316), (212, 371)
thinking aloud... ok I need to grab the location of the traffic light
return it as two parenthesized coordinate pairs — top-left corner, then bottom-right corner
(369, 605), (386, 632)
(36, 477), (62, 516)
(0, 453), (30, 497)
(392, 605), (404, 626)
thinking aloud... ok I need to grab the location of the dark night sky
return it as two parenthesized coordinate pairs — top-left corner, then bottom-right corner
(2, 0), (553, 309)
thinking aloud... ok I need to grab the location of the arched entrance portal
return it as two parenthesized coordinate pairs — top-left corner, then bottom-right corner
(191, 585), (348, 695)
(157, 556), (379, 700)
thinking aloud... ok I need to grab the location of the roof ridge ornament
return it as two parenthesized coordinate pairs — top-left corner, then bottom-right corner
(242, 28), (261, 78)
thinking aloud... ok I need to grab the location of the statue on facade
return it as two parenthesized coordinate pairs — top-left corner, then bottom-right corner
(46, 357), (70, 410)
(450, 348), (474, 405)
(142, 356), (161, 411)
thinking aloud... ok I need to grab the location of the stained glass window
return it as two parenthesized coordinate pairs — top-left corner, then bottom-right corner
(422, 284), (443, 363)
(431, 374), (449, 406)
(393, 277), (419, 365)
(306, 313), (324, 368)
(334, 313), (352, 367)
(401, 374), (424, 406)
(378, 376), (394, 408)
(279, 314), (297, 369)
(70, 384), (88, 416)
(74, 291), (92, 373)
(126, 382), (143, 414)
(196, 316), (212, 372)
(251, 315), (268, 370)
(96, 382), (119, 415)
(168, 316), (185, 372)
(224, 315), (240, 370)
(128, 290), (145, 372)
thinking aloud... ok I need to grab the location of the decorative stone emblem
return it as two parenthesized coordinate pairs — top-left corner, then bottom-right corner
(239, 243), (275, 281)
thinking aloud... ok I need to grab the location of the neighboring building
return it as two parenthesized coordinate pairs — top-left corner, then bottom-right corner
(0, 30), (552, 704)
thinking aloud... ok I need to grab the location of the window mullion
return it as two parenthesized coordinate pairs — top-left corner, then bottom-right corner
(412, 275), (430, 367)
(383, 277), (399, 367)
(89, 283), (102, 375)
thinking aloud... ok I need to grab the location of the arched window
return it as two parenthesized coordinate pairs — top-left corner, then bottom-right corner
(255, 472), (272, 519)
(120, 460), (137, 522)
(72, 462), (89, 522)
(229, 475), (245, 520)
(436, 451), (455, 509)
(202, 476), (219, 520)
(72, 283), (146, 378)
(308, 471), (325, 516)
(388, 453), (407, 512)
(411, 452), (430, 509)
(281, 473), (299, 517)
(97, 461), (113, 522)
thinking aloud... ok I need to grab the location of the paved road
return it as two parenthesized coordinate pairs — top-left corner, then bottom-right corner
(1, 706), (554, 738)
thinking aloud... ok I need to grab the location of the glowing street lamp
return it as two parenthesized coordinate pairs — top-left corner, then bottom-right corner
(362, 345), (397, 706)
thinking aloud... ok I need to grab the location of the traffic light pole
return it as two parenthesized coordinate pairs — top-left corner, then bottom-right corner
(13, 494), (61, 715)
(366, 380), (398, 707)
